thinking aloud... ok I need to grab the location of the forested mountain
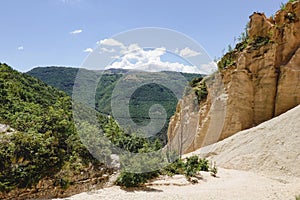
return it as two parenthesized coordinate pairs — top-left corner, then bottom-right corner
(27, 66), (202, 143)
(0, 63), (167, 199)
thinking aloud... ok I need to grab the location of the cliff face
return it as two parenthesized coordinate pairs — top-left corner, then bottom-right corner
(168, 1), (300, 154)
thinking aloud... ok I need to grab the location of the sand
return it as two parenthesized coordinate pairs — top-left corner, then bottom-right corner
(54, 105), (300, 200)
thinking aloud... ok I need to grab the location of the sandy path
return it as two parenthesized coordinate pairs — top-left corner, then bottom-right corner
(54, 168), (300, 200)
(54, 105), (300, 200)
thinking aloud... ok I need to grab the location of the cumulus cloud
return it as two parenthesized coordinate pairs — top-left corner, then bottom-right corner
(178, 47), (201, 58)
(100, 47), (116, 53)
(17, 46), (24, 51)
(95, 38), (208, 73)
(97, 38), (125, 47)
(83, 48), (93, 53)
(104, 43), (202, 73)
(70, 29), (83, 35)
(201, 61), (218, 73)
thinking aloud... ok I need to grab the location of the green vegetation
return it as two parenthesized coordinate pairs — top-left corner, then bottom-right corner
(281, 0), (298, 10)
(189, 77), (208, 102)
(296, 195), (300, 200)
(27, 67), (203, 144)
(24, 65), (215, 189)
(209, 161), (218, 177)
(217, 50), (236, 70)
(0, 63), (113, 192)
(116, 155), (217, 188)
(250, 36), (272, 50)
(27, 66), (79, 96)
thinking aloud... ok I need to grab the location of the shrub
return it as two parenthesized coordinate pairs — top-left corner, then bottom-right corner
(184, 156), (201, 177)
(199, 158), (209, 171)
(296, 195), (300, 200)
(161, 158), (185, 177)
(250, 36), (271, 49)
(116, 171), (156, 187)
(209, 161), (218, 177)
(163, 156), (210, 178)
(217, 51), (236, 70)
(116, 154), (215, 188)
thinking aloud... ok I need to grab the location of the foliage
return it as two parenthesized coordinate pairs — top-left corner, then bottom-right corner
(209, 161), (218, 177)
(296, 195), (300, 200)
(116, 155), (214, 188)
(116, 171), (159, 187)
(217, 51), (236, 70)
(280, 0), (298, 11)
(0, 63), (111, 192)
(160, 158), (185, 176)
(250, 36), (272, 50)
(27, 67), (79, 96)
(189, 77), (208, 102)
(27, 67), (203, 145)
(281, 2), (287, 10)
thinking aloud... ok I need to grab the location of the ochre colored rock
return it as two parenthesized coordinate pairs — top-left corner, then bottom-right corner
(168, 1), (300, 154)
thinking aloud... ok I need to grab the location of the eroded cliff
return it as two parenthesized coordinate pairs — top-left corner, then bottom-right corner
(168, 1), (300, 154)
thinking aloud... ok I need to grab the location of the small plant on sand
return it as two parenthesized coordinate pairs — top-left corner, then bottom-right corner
(209, 161), (218, 177)
(295, 194), (300, 200)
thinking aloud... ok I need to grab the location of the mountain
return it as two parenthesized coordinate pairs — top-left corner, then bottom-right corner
(0, 63), (177, 199)
(27, 67), (203, 143)
(167, 0), (300, 154)
(0, 63), (114, 199)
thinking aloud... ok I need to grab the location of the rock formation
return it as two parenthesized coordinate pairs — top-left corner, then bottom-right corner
(168, 1), (300, 154)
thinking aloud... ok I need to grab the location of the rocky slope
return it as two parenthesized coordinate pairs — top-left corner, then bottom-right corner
(168, 1), (300, 153)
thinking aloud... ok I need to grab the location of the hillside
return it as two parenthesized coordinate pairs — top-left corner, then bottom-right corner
(0, 63), (114, 199)
(167, 0), (300, 153)
(0, 63), (172, 199)
(27, 67), (202, 143)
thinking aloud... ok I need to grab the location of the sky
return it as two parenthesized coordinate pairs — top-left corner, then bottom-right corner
(0, 0), (285, 72)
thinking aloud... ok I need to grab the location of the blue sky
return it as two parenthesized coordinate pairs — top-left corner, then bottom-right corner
(0, 0), (284, 72)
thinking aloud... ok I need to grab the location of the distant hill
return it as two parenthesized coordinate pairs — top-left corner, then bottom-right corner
(27, 67), (203, 143)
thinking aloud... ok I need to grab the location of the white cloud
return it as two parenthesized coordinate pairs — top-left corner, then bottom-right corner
(201, 61), (218, 73)
(104, 44), (202, 73)
(178, 47), (201, 58)
(97, 38), (125, 47)
(17, 46), (24, 51)
(70, 29), (83, 35)
(83, 48), (93, 53)
(95, 39), (208, 73)
(100, 47), (116, 53)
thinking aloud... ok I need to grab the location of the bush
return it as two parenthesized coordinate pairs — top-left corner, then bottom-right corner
(163, 156), (211, 179)
(184, 156), (201, 177)
(250, 36), (271, 50)
(296, 195), (300, 200)
(210, 161), (218, 177)
(116, 155), (216, 188)
(116, 171), (159, 187)
(161, 158), (185, 177)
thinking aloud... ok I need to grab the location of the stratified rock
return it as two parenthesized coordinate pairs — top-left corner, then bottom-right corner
(168, 1), (300, 154)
